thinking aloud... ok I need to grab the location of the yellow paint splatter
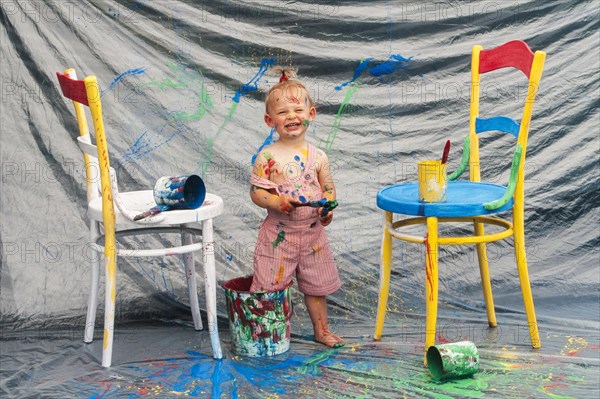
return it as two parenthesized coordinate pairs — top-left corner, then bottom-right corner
(312, 243), (322, 254)
(274, 256), (285, 285)
(560, 336), (588, 356)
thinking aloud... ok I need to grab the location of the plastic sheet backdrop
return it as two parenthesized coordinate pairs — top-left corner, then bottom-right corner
(1, 1), (598, 398)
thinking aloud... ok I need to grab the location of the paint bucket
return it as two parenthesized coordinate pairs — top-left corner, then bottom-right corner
(153, 174), (206, 209)
(418, 160), (448, 203)
(426, 341), (480, 381)
(223, 276), (293, 357)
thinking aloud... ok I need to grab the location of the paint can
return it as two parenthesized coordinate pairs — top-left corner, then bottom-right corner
(153, 174), (206, 209)
(418, 160), (447, 203)
(426, 341), (480, 381)
(223, 276), (293, 357)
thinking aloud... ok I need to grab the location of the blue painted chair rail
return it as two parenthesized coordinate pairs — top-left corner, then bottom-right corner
(475, 116), (520, 137)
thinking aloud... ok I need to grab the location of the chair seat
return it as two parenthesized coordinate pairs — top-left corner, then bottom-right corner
(88, 191), (224, 226)
(377, 181), (513, 217)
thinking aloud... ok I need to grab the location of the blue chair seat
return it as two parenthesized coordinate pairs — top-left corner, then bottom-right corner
(377, 181), (513, 217)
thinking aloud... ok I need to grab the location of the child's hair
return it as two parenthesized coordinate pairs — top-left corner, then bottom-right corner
(265, 66), (314, 112)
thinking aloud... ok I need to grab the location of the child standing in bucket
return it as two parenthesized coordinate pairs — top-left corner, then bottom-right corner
(249, 67), (344, 348)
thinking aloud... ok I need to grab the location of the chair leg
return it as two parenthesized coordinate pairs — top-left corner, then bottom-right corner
(374, 211), (393, 340)
(182, 225), (203, 331)
(473, 221), (497, 327)
(202, 219), (223, 359)
(424, 217), (439, 356)
(84, 221), (101, 343)
(513, 210), (541, 348)
(102, 237), (118, 368)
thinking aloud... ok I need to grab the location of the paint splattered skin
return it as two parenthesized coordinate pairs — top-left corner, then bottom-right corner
(250, 86), (336, 221)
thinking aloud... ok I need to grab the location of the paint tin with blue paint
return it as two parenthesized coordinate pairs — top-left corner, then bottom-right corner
(153, 175), (206, 209)
(223, 276), (293, 357)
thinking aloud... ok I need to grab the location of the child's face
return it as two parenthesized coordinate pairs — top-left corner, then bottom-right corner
(264, 87), (316, 140)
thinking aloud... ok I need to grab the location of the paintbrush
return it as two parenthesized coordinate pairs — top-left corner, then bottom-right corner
(441, 139), (451, 164)
(292, 199), (339, 216)
(133, 204), (170, 221)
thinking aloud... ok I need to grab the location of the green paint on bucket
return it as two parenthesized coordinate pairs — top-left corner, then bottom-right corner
(427, 341), (480, 381)
(223, 276), (293, 357)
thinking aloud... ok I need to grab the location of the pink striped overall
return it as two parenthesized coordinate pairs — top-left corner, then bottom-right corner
(250, 143), (341, 296)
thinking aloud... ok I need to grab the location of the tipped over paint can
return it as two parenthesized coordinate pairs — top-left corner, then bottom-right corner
(223, 276), (293, 357)
(153, 174), (206, 209)
(426, 341), (479, 381)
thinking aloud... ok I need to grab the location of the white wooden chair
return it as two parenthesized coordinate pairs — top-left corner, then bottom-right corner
(56, 69), (223, 367)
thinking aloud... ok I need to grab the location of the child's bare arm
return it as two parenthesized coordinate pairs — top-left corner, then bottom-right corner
(316, 149), (336, 200)
(250, 151), (294, 214)
(316, 149), (336, 225)
(250, 185), (293, 214)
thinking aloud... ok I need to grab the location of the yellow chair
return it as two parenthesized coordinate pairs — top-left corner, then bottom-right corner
(374, 40), (546, 356)
(56, 69), (224, 367)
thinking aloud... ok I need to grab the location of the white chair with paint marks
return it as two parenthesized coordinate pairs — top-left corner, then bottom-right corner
(56, 68), (223, 367)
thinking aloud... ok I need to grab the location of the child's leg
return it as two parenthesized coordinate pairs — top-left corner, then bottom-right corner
(304, 294), (345, 348)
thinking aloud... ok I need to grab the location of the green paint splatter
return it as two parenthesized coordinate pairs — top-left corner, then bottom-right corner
(202, 101), (239, 177)
(298, 348), (339, 376)
(320, 82), (360, 153)
(144, 63), (214, 122)
(272, 230), (285, 249)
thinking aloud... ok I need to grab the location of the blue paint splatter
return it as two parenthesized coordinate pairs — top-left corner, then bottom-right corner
(251, 127), (275, 165)
(336, 58), (373, 90)
(232, 58), (276, 103)
(335, 55), (413, 90)
(123, 123), (179, 161)
(370, 54), (413, 77)
(101, 68), (146, 96)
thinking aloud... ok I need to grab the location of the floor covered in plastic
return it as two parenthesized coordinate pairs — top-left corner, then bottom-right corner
(3, 307), (598, 398)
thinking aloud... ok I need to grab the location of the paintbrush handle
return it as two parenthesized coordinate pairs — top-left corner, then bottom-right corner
(441, 140), (451, 164)
(133, 205), (170, 221)
(291, 199), (339, 216)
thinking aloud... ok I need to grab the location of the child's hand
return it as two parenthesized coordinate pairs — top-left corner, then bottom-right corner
(277, 195), (294, 214)
(319, 210), (333, 226)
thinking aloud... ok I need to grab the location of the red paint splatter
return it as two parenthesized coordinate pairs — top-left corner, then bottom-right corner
(436, 334), (450, 343)
(424, 233), (435, 301)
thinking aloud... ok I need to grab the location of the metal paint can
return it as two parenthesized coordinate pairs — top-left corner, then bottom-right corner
(223, 276), (293, 357)
(418, 160), (448, 203)
(427, 341), (480, 381)
(153, 174), (206, 209)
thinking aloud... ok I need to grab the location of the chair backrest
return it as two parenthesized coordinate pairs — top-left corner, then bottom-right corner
(57, 70), (101, 202)
(56, 69), (117, 269)
(468, 40), (546, 192)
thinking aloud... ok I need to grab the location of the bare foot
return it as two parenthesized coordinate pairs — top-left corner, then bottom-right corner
(315, 328), (345, 348)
